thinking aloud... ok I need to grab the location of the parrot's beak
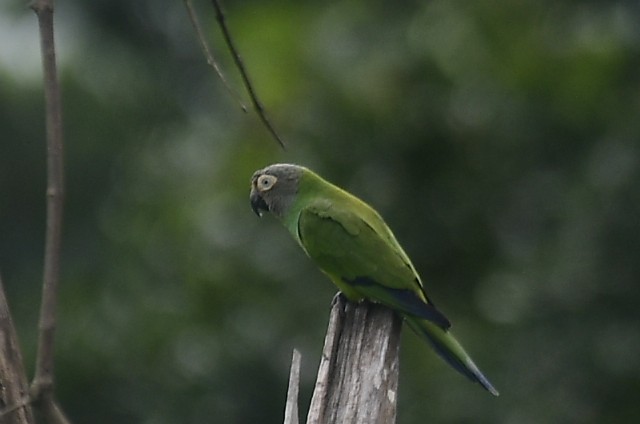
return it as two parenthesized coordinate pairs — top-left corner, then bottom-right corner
(250, 188), (269, 217)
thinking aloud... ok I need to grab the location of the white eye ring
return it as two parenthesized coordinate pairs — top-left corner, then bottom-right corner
(257, 174), (277, 191)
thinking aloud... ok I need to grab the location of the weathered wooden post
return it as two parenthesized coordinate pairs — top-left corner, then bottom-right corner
(285, 296), (402, 424)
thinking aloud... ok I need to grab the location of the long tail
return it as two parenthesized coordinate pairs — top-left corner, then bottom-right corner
(405, 316), (499, 396)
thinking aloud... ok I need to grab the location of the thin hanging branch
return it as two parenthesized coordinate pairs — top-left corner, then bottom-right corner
(210, 0), (287, 149)
(183, 0), (247, 112)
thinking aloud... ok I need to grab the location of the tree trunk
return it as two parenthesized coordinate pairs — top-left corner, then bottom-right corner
(0, 276), (35, 424)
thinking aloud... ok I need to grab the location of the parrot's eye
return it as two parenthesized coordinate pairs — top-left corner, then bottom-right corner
(257, 174), (277, 191)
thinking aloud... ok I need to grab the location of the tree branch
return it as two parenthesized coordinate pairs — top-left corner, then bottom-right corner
(306, 296), (402, 424)
(0, 274), (35, 424)
(30, 2), (70, 423)
(210, 0), (286, 149)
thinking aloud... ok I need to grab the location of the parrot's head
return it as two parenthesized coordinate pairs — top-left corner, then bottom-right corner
(250, 163), (305, 218)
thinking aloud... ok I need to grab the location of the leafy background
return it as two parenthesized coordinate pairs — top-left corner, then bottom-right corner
(1, 0), (639, 423)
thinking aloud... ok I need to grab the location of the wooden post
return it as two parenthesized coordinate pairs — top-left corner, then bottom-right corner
(284, 296), (402, 424)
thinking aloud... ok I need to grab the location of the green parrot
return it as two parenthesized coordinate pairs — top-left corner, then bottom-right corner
(250, 163), (499, 396)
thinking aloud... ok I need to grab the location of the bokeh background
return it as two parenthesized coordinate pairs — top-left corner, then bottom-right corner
(1, 0), (639, 423)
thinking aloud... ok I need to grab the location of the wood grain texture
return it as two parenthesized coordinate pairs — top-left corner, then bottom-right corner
(306, 296), (402, 424)
(284, 349), (301, 424)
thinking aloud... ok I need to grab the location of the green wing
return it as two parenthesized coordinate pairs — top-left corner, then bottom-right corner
(297, 201), (450, 329)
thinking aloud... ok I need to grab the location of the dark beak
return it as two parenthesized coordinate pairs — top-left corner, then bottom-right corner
(250, 188), (269, 217)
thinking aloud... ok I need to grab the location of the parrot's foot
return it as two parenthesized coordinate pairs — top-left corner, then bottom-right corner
(330, 292), (347, 309)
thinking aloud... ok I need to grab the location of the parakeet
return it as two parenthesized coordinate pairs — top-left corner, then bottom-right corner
(250, 163), (499, 396)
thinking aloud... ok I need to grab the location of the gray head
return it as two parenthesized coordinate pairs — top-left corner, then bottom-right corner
(250, 163), (305, 218)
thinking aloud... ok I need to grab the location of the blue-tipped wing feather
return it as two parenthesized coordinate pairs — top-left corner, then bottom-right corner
(344, 276), (451, 329)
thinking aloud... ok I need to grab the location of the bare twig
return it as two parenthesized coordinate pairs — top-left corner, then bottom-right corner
(283, 349), (301, 424)
(183, 0), (247, 112)
(30, 2), (70, 423)
(306, 297), (402, 424)
(210, 0), (286, 149)
(38, 400), (73, 424)
(0, 274), (35, 424)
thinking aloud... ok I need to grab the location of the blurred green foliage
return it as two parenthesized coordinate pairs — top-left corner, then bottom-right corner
(1, 0), (639, 422)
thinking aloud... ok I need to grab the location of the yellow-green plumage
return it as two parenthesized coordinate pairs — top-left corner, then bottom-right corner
(250, 163), (499, 396)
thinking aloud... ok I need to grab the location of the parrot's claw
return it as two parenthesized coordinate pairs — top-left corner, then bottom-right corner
(330, 292), (347, 309)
